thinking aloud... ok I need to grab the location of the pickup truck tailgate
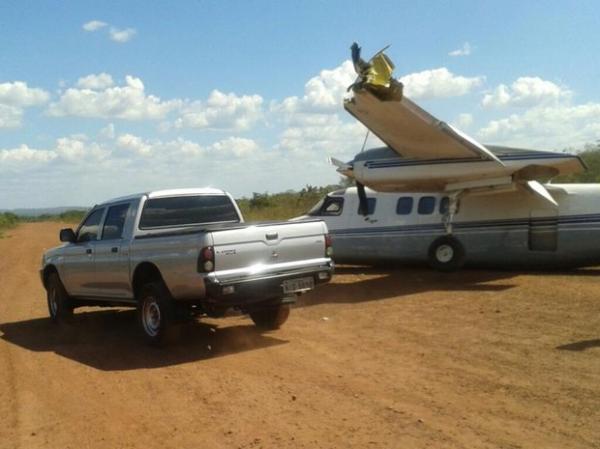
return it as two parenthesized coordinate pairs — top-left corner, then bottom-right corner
(209, 220), (328, 281)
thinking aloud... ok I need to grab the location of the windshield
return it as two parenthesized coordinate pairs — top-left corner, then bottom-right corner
(307, 198), (325, 216)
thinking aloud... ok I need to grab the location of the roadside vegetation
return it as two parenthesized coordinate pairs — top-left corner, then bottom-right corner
(555, 142), (600, 183)
(0, 212), (20, 237)
(0, 210), (88, 237)
(237, 183), (346, 221)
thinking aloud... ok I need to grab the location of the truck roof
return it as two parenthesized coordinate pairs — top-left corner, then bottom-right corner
(98, 188), (228, 206)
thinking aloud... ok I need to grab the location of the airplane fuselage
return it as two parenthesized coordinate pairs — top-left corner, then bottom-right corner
(300, 184), (600, 269)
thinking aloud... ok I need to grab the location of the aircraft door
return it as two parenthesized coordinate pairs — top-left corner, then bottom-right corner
(529, 209), (558, 251)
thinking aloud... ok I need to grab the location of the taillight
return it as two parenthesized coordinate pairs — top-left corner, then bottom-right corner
(198, 246), (215, 272)
(324, 234), (333, 257)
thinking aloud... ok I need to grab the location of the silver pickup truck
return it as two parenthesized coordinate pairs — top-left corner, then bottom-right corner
(40, 188), (333, 343)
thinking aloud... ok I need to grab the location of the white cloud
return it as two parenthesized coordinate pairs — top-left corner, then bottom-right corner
(274, 60), (356, 116)
(82, 21), (136, 44)
(482, 77), (571, 108)
(0, 135), (110, 170)
(0, 81), (49, 128)
(478, 103), (600, 148)
(48, 75), (181, 120)
(175, 90), (263, 131)
(116, 133), (152, 156)
(449, 42), (472, 57)
(144, 135), (259, 159)
(82, 20), (107, 32)
(400, 68), (484, 99)
(99, 123), (116, 139)
(0, 145), (57, 164)
(277, 114), (368, 157)
(210, 137), (258, 158)
(77, 73), (114, 90)
(0, 81), (49, 107)
(54, 136), (110, 162)
(454, 113), (473, 129)
(109, 27), (136, 43)
(0, 105), (22, 128)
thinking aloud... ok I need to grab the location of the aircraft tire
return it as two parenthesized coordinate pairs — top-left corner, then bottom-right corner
(428, 236), (466, 272)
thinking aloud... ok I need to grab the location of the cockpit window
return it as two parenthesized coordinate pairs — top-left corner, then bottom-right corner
(307, 197), (344, 216)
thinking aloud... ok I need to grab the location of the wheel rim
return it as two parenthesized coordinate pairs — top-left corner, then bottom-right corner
(49, 287), (58, 317)
(436, 244), (454, 263)
(142, 298), (161, 337)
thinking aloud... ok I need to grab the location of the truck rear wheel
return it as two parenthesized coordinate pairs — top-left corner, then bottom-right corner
(249, 303), (291, 330)
(46, 273), (73, 324)
(428, 236), (466, 272)
(137, 282), (175, 345)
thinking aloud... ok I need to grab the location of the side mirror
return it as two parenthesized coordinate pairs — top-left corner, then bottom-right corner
(60, 228), (76, 243)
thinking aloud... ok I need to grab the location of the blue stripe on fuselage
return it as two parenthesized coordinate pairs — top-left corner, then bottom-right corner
(329, 213), (600, 236)
(363, 153), (577, 169)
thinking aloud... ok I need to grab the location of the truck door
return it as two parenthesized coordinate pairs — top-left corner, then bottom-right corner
(61, 207), (105, 296)
(92, 202), (134, 299)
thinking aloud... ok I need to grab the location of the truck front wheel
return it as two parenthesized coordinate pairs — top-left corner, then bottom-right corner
(137, 282), (175, 345)
(249, 303), (291, 330)
(46, 273), (73, 324)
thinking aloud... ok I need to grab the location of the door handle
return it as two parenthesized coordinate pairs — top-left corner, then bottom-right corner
(111, 247), (119, 253)
(86, 248), (93, 255)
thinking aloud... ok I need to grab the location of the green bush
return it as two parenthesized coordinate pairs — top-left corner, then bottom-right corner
(237, 183), (345, 221)
(555, 142), (600, 183)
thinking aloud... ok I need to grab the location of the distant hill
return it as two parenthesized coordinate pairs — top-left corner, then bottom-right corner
(0, 207), (88, 217)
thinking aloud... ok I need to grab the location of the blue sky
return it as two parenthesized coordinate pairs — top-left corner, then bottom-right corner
(2, 1), (600, 208)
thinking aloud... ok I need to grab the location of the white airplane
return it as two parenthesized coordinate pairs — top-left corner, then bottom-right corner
(302, 44), (600, 271)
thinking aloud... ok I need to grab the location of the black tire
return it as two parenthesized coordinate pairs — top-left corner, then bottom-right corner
(249, 303), (291, 330)
(46, 273), (74, 324)
(137, 282), (176, 345)
(428, 236), (466, 272)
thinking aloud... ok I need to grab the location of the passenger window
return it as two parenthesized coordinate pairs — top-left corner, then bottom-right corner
(357, 198), (377, 215)
(439, 197), (449, 214)
(321, 197), (344, 216)
(77, 209), (105, 243)
(396, 197), (413, 215)
(102, 204), (130, 240)
(418, 197), (436, 215)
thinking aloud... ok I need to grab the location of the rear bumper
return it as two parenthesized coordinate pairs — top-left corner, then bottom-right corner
(204, 263), (334, 305)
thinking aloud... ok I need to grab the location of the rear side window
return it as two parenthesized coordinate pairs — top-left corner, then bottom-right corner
(396, 197), (413, 215)
(102, 203), (130, 240)
(358, 198), (377, 215)
(77, 208), (105, 242)
(139, 195), (239, 229)
(418, 196), (436, 215)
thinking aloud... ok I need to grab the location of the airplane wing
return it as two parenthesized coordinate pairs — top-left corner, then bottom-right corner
(341, 44), (585, 208)
(345, 43), (502, 164)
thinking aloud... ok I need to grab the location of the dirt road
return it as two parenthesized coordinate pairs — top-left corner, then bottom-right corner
(0, 222), (599, 448)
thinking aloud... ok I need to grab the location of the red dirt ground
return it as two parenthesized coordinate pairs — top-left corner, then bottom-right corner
(1, 222), (599, 448)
